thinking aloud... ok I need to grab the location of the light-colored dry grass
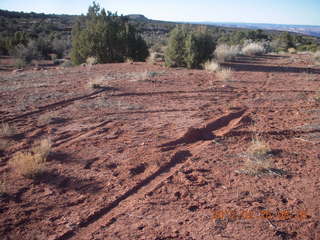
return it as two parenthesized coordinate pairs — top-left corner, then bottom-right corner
(86, 57), (98, 66)
(288, 48), (297, 54)
(32, 138), (52, 159)
(240, 138), (273, 176)
(203, 60), (220, 72)
(216, 67), (233, 81)
(0, 122), (15, 137)
(10, 138), (52, 178)
(87, 75), (105, 89)
(125, 58), (134, 64)
(242, 42), (265, 56)
(214, 44), (240, 62)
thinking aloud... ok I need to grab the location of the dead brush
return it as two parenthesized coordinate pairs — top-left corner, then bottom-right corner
(87, 75), (105, 89)
(239, 138), (274, 176)
(32, 138), (52, 159)
(203, 60), (221, 72)
(10, 138), (52, 178)
(216, 67), (233, 82)
(0, 122), (15, 137)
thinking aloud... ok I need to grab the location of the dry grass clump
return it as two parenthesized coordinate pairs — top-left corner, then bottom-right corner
(87, 75), (105, 89)
(240, 138), (273, 176)
(0, 122), (15, 137)
(242, 42), (265, 56)
(203, 60), (220, 72)
(216, 67), (233, 81)
(32, 138), (52, 159)
(313, 51), (320, 65)
(10, 138), (52, 178)
(86, 57), (98, 66)
(288, 48), (297, 54)
(214, 44), (240, 62)
(125, 58), (134, 64)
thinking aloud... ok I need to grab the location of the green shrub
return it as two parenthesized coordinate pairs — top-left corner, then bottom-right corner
(71, 2), (149, 65)
(14, 58), (27, 69)
(165, 26), (215, 68)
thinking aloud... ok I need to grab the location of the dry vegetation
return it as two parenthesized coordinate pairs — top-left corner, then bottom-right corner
(0, 122), (15, 137)
(240, 138), (273, 176)
(214, 44), (240, 62)
(87, 75), (106, 89)
(216, 67), (233, 81)
(203, 60), (220, 72)
(10, 138), (51, 178)
(242, 42), (265, 56)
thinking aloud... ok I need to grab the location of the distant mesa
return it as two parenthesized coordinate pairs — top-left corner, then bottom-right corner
(126, 14), (149, 21)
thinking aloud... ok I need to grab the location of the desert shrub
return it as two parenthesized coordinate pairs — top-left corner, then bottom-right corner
(184, 31), (215, 69)
(275, 32), (295, 52)
(242, 42), (265, 56)
(203, 60), (220, 72)
(164, 26), (188, 67)
(14, 58), (27, 69)
(13, 42), (39, 63)
(214, 44), (240, 62)
(165, 26), (215, 68)
(50, 53), (58, 61)
(52, 38), (70, 58)
(147, 52), (160, 64)
(61, 60), (73, 68)
(71, 2), (149, 65)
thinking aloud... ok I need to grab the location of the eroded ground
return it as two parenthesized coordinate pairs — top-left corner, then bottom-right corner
(0, 53), (320, 240)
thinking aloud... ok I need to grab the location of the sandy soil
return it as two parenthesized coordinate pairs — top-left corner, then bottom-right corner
(0, 53), (320, 240)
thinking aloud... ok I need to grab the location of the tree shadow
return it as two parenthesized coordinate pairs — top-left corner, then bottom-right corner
(222, 62), (320, 74)
(34, 170), (103, 194)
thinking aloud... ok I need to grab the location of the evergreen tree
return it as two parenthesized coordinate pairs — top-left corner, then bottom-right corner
(165, 26), (216, 69)
(71, 2), (149, 65)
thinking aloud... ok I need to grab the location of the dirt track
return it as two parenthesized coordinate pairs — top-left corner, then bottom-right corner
(0, 54), (320, 240)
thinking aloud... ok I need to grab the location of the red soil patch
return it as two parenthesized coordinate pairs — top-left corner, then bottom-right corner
(0, 54), (320, 240)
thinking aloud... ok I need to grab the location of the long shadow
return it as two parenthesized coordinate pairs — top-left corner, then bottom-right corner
(2, 87), (119, 122)
(34, 171), (103, 194)
(222, 62), (320, 74)
(229, 129), (320, 140)
(56, 150), (192, 240)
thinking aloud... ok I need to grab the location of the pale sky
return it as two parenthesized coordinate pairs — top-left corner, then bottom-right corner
(1, 0), (319, 26)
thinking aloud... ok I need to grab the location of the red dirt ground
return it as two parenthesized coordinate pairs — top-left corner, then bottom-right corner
(0, 53), (320, 240)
